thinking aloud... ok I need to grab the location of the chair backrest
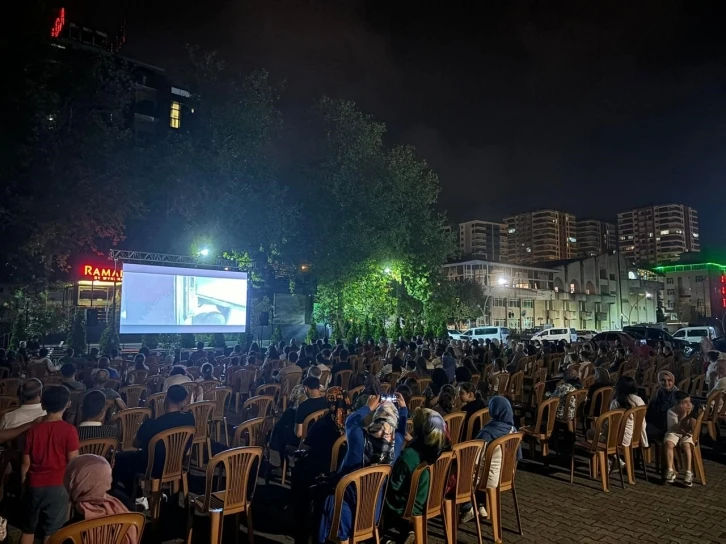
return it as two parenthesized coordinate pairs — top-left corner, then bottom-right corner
(408, 395), (426, 413)
(389, 372), (401, 391)
(301, 409), (327, 440)
(179, 382), (198, 404)
(232, 368), (257, 396)
(507, 371), (525, 401)
(531, 382), (546, 408)
(443, 411), (466, 446)
(466, 407), (490, 441)
(533, 397), (560, 437)
(182, 401), (215, 441)
(327, 465), (392, 543)
(0, 396), (18, 410)
(330, 435), (348, 472)
(201, 446), (262, 514)
(479, 432), (523, 492)
(119, 385), (146, 409)
(348, 386), (365, 404)
(402, 463), (431, 520)
(691, 406), (706, 447)
(145, 376), (164, 394)
(618, 404), (647, 448)
(417, 377), (432, 391)
(705, 389), (726, 421)
(533, 368), (547, 385)
(588, 386), (614, 419)
(242, 395), (275, 419)
(255, 383), (280, 399)
(233, 416), (272, 448)
(112, 408), (152, 451)
(690, 374), (705, 397)
(426, 450), (454, 517)
(47, 512), (146, 544)
(582, 375), (595, 388)
(207, 387), (232, 419)
(590, 409), (625, 453)
(78, 438), (118, 462)
(280, 370), (302, 397)
(146, 392), (167, 418)
(490, 372), (509, 394)
(145, 426), (195, 481)
(319, 370), (331, 387)
(0, 378), (22, 397)
(452, 440), (485, 503)
(559, 388), (588, 422)
(198, 380), (221, 398)
(334, 370), (353, 390)
(127, 369), (148, 385)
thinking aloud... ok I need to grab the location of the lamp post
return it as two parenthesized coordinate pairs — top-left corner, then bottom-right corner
(627, 292), (652, 325)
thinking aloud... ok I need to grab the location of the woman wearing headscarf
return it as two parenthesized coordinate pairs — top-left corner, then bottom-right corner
(383, 408), (448, 541)
(270, 384), (307, 459)
(646, 370), (678, 441)
(64, 455), (138, 544)
(317, 394), (408, 543)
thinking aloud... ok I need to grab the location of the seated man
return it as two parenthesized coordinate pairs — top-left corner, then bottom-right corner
(88, 370), (127, 411)
(112, 385), (194, 493)
(91, 357), (120, 380)
(60, 364), (86, 392)
(0, 379), (45, 430)
(163, 366), (192, 391)
(28, 348), (61, 375)
(77, 390), (119, 441)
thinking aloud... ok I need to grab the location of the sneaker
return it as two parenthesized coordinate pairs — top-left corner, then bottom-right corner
(135, 497), (149, 511)
(460, 507), (475, 523)
(403, 531), (416, 544)
(684, 471), (693, 487)
(665, 469), (676, 484)
(478, 505), (488, 519)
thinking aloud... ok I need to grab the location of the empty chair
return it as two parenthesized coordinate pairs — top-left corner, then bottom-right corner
(48, 513), (146, 544)
(182, 401), (215, 467)
(442, 412), (466, 446)
(119, 385), (146, 409)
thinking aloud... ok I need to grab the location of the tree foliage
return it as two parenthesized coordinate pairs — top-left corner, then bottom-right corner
(67, 311), (87, 354)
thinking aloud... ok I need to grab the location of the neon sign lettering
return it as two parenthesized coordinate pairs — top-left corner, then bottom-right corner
(51, 8), (66, 38)
(82, 264), (123, 282)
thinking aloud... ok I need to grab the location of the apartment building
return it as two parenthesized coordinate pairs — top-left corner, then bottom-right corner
(655, 261), (726, 322)
(577, 220), (617, 257)
(617, 204), (700, 265)
(457, 221), (507, 261)
(504, 210), (577, 265)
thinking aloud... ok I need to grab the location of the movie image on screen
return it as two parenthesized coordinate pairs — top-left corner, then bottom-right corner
(119, 264), (248, 334)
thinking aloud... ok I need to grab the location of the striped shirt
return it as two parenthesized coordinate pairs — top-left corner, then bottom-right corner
(77, 423), (119, 441)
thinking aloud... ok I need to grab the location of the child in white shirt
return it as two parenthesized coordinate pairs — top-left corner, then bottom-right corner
(664, 391), (695, 486)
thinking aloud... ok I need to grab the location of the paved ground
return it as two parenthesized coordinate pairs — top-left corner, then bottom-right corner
(163, 436), (726, 544)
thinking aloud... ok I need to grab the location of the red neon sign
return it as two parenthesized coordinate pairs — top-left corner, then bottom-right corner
(81, 264), (123, 282)
(51, 8), (65, 38)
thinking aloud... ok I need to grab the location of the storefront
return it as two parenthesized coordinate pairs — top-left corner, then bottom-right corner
(73, 261), (123, 323)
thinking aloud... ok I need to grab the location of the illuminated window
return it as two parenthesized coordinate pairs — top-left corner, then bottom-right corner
(170, 101), (181, 128)
(660, 229), (670, 235)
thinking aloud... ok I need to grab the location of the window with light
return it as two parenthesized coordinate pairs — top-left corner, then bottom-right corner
(170, 101), (181, 128)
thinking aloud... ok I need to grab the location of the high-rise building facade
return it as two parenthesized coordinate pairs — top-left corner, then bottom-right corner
(504, 210), (577, 264)
(457, 221), (507, 261)
(577, 220), (617, 257)
(617, 204), (700, 265)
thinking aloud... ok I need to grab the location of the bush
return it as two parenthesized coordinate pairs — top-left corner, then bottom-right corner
(306, 322), (318, 344)
(159, 334), (181, 350)
(180, 333), (196, 349)
(388, 319), (402, 340)
(66, 311), (87, 354)
(211, 333), (227, 348)
(141, 334), (159, 350)
(402, 319), (414, 339)
(9, 312), (26, 350)
(99, 323), (120, 356)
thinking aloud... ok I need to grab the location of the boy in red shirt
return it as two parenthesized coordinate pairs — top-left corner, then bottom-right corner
(20, 385), (79, 543)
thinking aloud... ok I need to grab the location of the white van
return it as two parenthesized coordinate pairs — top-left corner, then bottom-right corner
(531, 327), (578, 344)
(461, 326), (510, 344)
(673, 326), (718, 345)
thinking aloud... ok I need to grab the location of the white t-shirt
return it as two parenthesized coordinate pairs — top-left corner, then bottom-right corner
(0, 404), (46, 430)
(610, 394), (647, 447)
(163, 374), (192, 391)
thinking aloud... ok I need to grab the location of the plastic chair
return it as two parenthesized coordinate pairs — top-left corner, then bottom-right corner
(180, 382), (198, 405)
(333, 370), (354, 390)
(400, 463), (431, 544)
(183, 401), (215, 467)
(254, 383), (280, 401)
(408, 396), (426, 413)
(704, 389), (726, 441)
(325, 465), (392, 544)
(417, 377), (432, 391)
(136, 426), (195, 527)
(445, 440), (486, 544)
(281, 408), (327, 486)
(232, 369), (257, 412)
(242, 395), (275, 420)
(443, 412), (466, 446)
(465, 408), (491, 441)
(504, 371), (524, 403)
(0, 379), (22, 397)
(146, 392), (167, 419)
(112, 408), (151, 452)
(689, 374), (706, 397)
(127, 369), (148, 385)
(489, 373), (510, 396)
(186, 446), (262, 544)
(330, 435), (348, 472)
(348, 386), (365, 404)
(208, 386), (232, 446)
(47, 512), (146, 544)
(586, 386), (614, 429)
(520, 397), (559, 460)
(558, 389), (588, 434)
(119, 385), (146, 409)
(686, 407), (707, 485)
(404, 450), (453, 544)
(78, 437), (118, 466)
(234, 417), (272, 448)
(477, 433), (524, 543)
(616, 405), (648, 484)
(570, 409), (625, 492)
(0, 396), (18, 411)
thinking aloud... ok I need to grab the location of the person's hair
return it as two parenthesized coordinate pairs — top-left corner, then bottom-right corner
(459, 381), (482, 402)
(170, 365), (187, 377)
(436, 384), (456, 414)
(455, 366), (472, 384)
(98, 357), (110, 369)
(249, 342), (260, 353)
(305, 345), (314, 356)
(139, 346), (150, 356)
(430, 368), (449, 396)
(267, 347), (279, 360)
(395, 384), (413, 407)
(288, 351), (299, 363)
(493, 357), (505, 372)
(134, 353), (146, 366)
(672, 390), (690, 407)
(90, 347), (99, 356)
(404, 377), (420, 396)
(39, 348), (49, 358)
(462, 358), (478, 375)
(21, 379), (43, 402)
(339, 349), (349, 361)
(247, 355), (256, 365)
(322, 349), (332, 358)
(93, 369), (109, 385)
(201, 363), (213, 377)
(81, 390), (107, 421)
(308, 366), (322, 379)
(315, 353), (326, 364)
(616, 347), (626, 358)
(42, 385), (70, 413)
(65, 347), (75, 357)
(302, 376), (320, 390)
(415, 356), (429, 375)
(166, 384), (187, 405)
(60, 364), (76, 378)
(614, 376), (638, 409)
(594, 367), (611, 384)
(196, 342), (204, 350)
(708, 350), (720, 363)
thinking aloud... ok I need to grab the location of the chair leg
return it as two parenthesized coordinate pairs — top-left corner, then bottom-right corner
(224, 417), (229, 446)
(442, 499), (454, 544)
(597, 451), (608, 492)
(181, 473), (189, 500)
(693, 445), (706, 485)
(209, 509), (222, 544)
(639, 446), (649, 483)
(235, 513), (241, 544)
(512, 483), (523, 536)
(413, 516), (426, 544)
(617, 454), (626, 489)
(625, 446), (634, 484)
(471, 494), (483, 544)
(570, 448), (576, 484)
(281, 457), (287, 486)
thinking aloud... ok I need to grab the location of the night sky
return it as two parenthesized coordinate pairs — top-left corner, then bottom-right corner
(123, 0), (726, 250)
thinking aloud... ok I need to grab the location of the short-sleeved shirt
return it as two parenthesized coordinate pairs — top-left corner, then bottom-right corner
(24, 420), (80, 487)
(295, 397), (328, 426)
(88, 386), (120, 400)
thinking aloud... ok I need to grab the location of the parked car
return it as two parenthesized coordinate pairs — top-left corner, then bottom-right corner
(623, 326), (689, 352)
(592, 331), (649, 356)
(460, 326), (510, 344)
(672, 326), (718, 345)
(448, 329), (465, 341)
(576, 329), (598, 342)
(530, 327), (578, 344)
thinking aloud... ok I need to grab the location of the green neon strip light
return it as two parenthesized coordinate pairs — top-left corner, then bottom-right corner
(652, 262), (726, 273)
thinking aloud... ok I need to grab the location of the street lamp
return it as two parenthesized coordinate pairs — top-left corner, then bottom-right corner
(199, 248), (210, 257)
(498, 277), (509, 286)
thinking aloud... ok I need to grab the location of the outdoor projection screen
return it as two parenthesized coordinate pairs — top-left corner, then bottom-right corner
(119, 264), (248, 333)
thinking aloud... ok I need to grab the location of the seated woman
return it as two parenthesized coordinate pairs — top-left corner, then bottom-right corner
(196, 362), (217, 382)
(431, 384), (456, 416)
(489, 358), (508, 394)
(423, 368), (449, 407)
(317, 394), (408, 543)
(546, 367), (582, 421)
(65, 455), (138, 543)
(383, 408), (447, 543)
(646, 370), (678, 442)
(583, 368), (612, 416)
(459, 382), (486, 437)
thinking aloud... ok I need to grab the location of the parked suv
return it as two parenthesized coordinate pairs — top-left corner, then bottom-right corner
(460, 326), (510, 344)
(673, 326), (718, 346)
(623, 326), (689, 351)
(530, 327), (578, 344)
